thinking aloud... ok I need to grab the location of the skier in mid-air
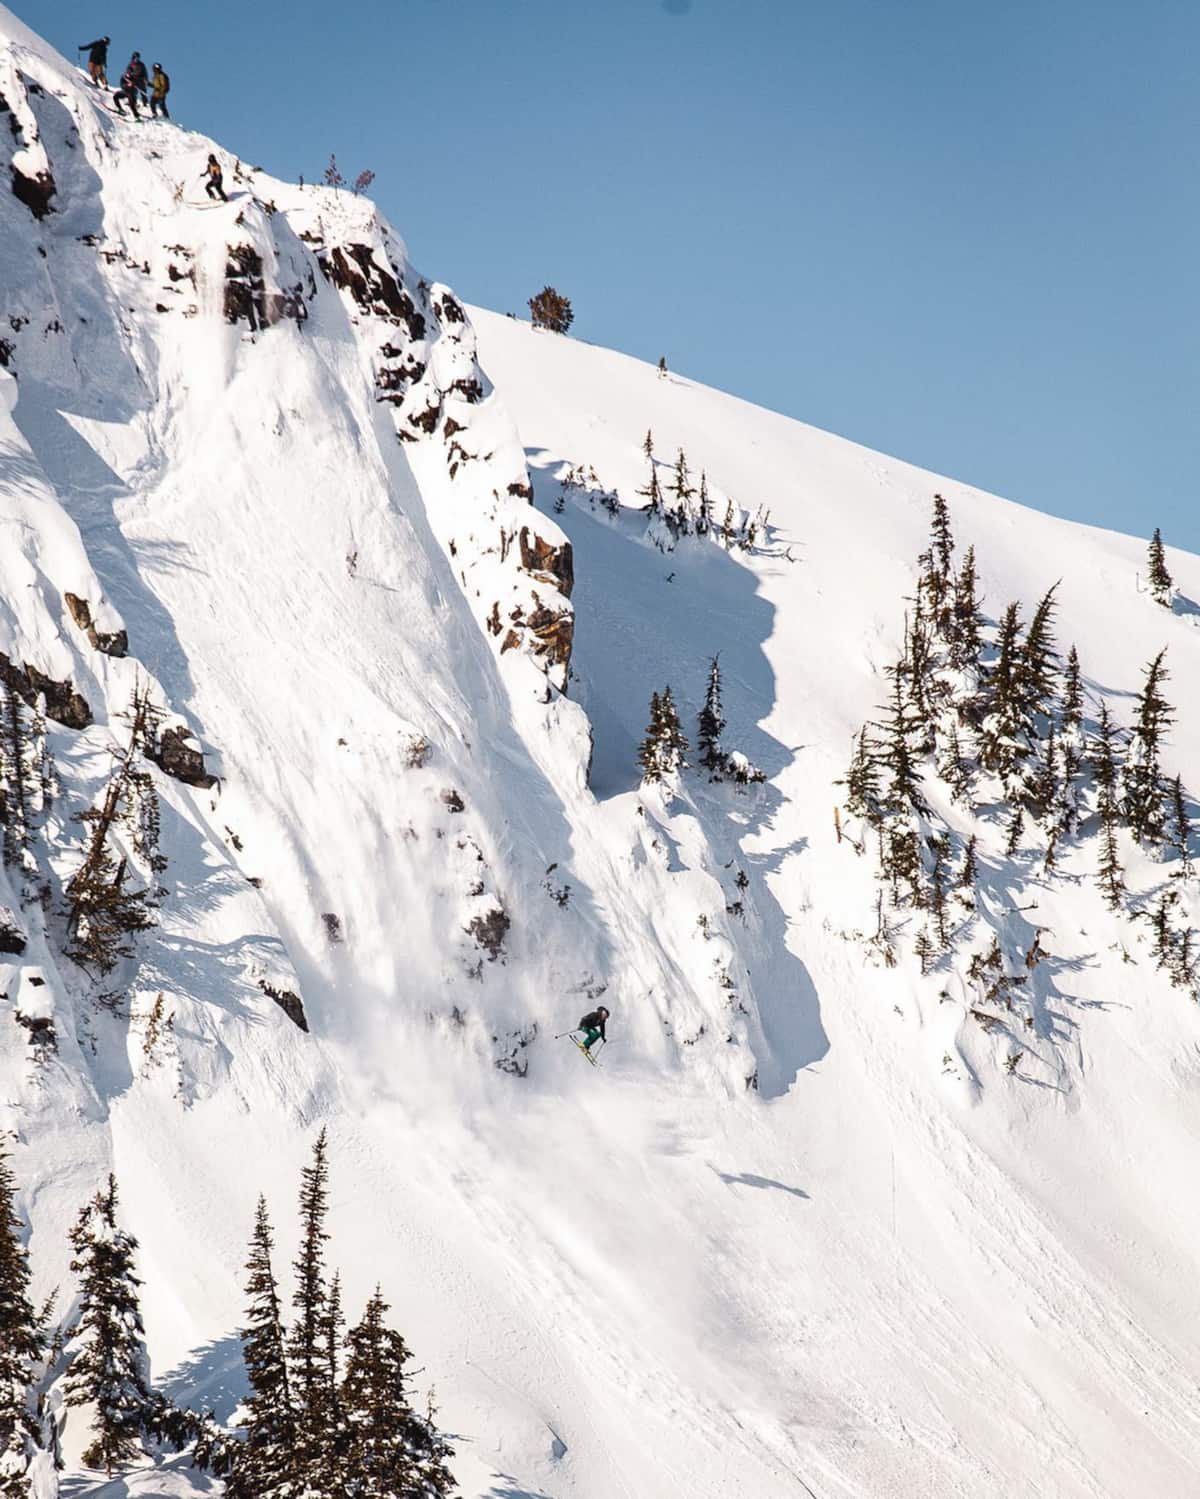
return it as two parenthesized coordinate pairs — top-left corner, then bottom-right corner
(202, 154), (228, 202)
(112, 52), (147, 117)
(575, 1005), (610, 1057)
(80, 36), (110, 87)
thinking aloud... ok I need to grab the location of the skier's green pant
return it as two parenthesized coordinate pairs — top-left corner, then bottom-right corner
(579, 1027), (602, 1050)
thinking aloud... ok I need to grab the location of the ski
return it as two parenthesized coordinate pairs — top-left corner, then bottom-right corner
(570, 1037), (599, 1067)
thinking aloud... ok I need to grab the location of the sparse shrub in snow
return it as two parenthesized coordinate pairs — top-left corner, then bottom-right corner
(528, 286), (573, 334)
(322, 912), (343, 944)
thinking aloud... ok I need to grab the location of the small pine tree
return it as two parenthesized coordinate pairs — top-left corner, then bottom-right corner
(950, 545), (983, 672)
(0, 1146), (45, 1498)
(696, 471), (711, 536)
(231, 1197), (295, 1499)
(65, 685), (165, 973)
(289, 1130), (332, 1461)
(636, 463), (662, 516)
(720, 499), (735, 548)
(637, 692), (664, 783)
(960, 834), (978, 890)
(937, 723), (973, 806)
(65, 1175), (152, 1475)
(1004, 805), (1024, 856)
(978, 602), (1029, 778)
(914, 926), (936, 975)
(843, 728), (883, 828)
(875, 670), (926, 815)
(528, 287), (573, 334)
(656, 687), (688, 777)
(342, 1288), (455, 1498)
(1060, 645), (1084, 739)
(668, 450), (694, 530)
(927, 836), (951, 947)
(1093, 703), (1125, 909)
(1168, 775), (1192, 876)
(1018, 583), (1060, 727)
(0, 686), (37, 873)
(657, 356), (667, 378)
(642, 429), (654, 460)
(1123, 649), (1174, 844)
(1147, 527), (1173, 607)
(696, 657), (726, 774)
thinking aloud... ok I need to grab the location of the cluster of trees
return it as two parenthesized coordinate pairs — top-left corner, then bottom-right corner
(528, 286), (573, 334)
(0, 1135), (454, 1497)
(639, 657), (764, 788)
(839, 497), (1196, 1004)
(0, 683), (167, 978)
(637, 433), (768, 550)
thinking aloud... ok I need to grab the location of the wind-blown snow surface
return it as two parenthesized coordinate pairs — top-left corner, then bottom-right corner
(2, 10), (1200, 1496)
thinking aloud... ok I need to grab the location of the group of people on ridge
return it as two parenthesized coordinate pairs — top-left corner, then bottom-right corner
(79, 37), (226, 202)
(80, 37), (169, 120)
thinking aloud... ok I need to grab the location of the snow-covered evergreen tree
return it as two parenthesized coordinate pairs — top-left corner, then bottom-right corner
(288, 1130), (333, 1480)
(342, 1289), (455, 1499)
(1147, 527), (1173, 607)
(1091, 703), (1125, 910)
(1123, 649), (1173, 845)
(696, 657), (726, 774)
(230, 1196), (295, 1499)
(65, 1175), (152, 1475)
(0, 1146), (50, 1499)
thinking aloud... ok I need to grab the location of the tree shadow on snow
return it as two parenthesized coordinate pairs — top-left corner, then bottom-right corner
(711, 1165), (810, 1200)
(161, 1333), (248, 1425)
(524, 449), (829, 1098)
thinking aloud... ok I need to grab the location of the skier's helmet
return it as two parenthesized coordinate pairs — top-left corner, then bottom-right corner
(598, 1006), (610, 1018)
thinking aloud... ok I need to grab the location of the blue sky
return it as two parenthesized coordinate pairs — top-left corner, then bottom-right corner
(27, 0), (1198, 550)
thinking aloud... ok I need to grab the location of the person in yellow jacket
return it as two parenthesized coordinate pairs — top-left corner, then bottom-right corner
(150, 63), (170, 119)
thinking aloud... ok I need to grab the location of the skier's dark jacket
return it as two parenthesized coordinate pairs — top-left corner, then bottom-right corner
(579, 1009), (607, 1041)
(82, 38), (109, 65)
(122, 57), (148, 92)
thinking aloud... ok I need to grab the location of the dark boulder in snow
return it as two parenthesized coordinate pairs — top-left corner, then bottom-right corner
(0, 906), (26, 954)
(151, 725), (217, 788)
(10, 164), (54, 219)
(257, 979), (308, 1033)
(519, 525), (574, 597)
(0, 652), (91, 727)
(64, 592), (128, 657)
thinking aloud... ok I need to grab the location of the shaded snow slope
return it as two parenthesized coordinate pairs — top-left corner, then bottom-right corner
(1, 7), (1199, 1496)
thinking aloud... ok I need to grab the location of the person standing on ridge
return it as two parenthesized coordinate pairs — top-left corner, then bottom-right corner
(80, 36), (110, 87)
(112, 52), (147, 117)
(149, 63), (170, 119)
(202, 154), (227, 202)
(576, 1005), (610, 1056)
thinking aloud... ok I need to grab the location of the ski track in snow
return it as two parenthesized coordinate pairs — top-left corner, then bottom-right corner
(1, 9), (1199, 1495)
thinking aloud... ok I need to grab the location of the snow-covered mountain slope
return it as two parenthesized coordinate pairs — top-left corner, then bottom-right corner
(2, 8), (1200, 1496)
